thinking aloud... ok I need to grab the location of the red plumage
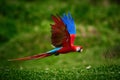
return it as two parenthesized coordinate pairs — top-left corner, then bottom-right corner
(51, 15), (70, 47)
(8, 53), (51, 61)
(8, 13), (83, 61)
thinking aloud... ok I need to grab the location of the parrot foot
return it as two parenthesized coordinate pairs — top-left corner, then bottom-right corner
(54, 53), (59, 56)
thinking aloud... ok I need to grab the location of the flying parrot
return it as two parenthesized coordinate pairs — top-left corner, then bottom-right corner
(8, 12), (83, 61)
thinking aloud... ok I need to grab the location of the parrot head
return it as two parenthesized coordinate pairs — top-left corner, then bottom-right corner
(76, 46), (83, 52)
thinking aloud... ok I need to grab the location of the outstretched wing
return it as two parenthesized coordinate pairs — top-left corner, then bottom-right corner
(61, 13), (76, 34)
(61, 13), (76, 45)
(51, 15), (70, 47)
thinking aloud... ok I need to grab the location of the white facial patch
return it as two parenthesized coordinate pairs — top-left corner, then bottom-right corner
(76, 47), (80, 52)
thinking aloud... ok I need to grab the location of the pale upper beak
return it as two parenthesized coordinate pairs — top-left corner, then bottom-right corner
(80, 48), (83, 52)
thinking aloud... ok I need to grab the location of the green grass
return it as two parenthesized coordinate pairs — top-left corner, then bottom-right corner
(0, 65), (120, 80)
(0, 46), (120, 80)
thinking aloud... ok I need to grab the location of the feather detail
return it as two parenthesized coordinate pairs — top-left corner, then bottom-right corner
(61, 13), (76, 34)
(51, 15), (70, 47)
(8, 53), (51, 61)
(61, 13), (77, 46)
(70, 34), (76, 46)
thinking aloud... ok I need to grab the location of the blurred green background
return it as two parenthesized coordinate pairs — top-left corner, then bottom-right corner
(0, 0), (120, 79)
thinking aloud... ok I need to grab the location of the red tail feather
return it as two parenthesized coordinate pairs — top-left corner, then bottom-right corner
(8, 53), (51, 61)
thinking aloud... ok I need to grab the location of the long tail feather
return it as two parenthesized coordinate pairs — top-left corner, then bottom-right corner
(8, 53), (51, 61)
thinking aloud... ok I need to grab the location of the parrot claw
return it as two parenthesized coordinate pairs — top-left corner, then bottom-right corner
(54, 53), (59, 56)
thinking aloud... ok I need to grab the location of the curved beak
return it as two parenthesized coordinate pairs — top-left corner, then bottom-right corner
(80, 48), (83, 52)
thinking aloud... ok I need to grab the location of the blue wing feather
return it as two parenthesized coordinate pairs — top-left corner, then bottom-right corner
(61, 12), (76, 34)
(47, 47), (62, 54)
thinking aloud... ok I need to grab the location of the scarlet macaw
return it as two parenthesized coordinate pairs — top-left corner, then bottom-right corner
(9, 13), (83, 61)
